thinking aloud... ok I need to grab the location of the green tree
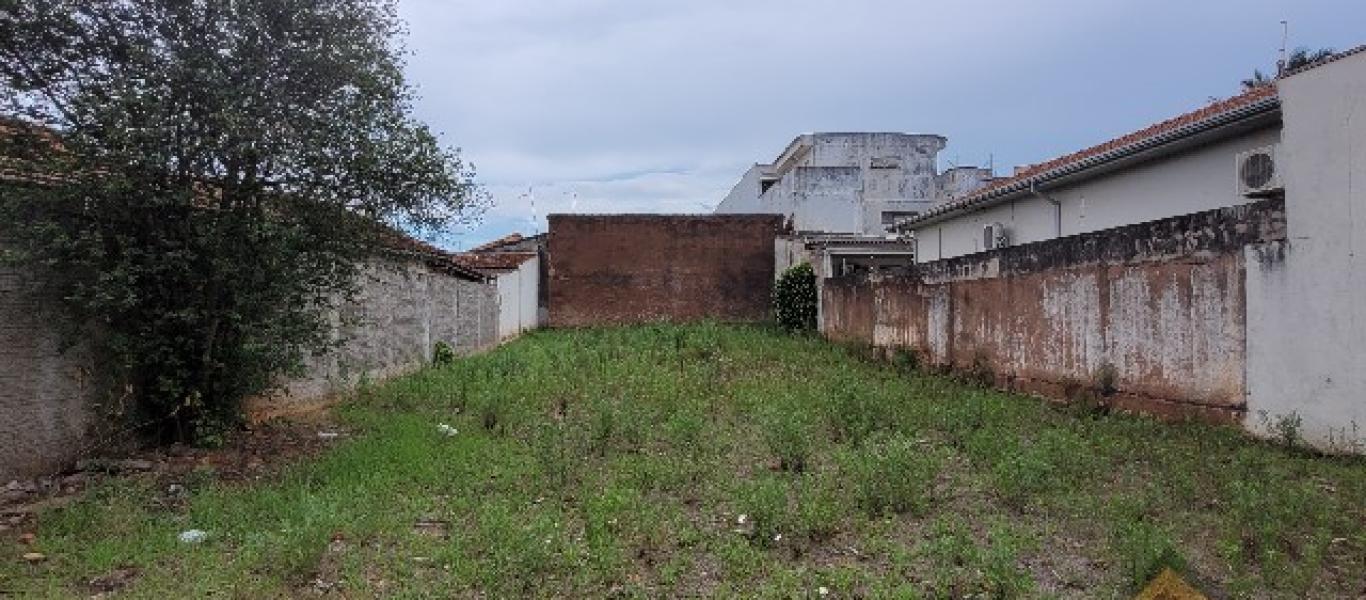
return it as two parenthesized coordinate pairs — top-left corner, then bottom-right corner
(1242, 46), (1336, 90)
(773, 263), (817, 331)
(0, 0), (485, 442)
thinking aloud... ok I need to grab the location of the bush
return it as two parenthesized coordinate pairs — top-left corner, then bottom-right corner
(1112, 517), (1187, 590)
(773, 263), (817, 331)
(433, 341), (457, 366)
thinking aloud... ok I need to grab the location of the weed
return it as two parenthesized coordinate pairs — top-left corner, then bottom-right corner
(1111, 515), (1187, 590)
(433, 341), (456, 366)
(734, 476), (789, 548)
(841, 432), (941, 517)
(761, 403), (814, 473)
(1092, 362), (1119, 396)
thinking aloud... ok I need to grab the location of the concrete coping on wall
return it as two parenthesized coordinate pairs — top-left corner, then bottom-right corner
(901, 199), (1287, 285)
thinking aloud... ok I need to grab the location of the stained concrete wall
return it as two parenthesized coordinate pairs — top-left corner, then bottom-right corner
(0, 265), (104, 480)
(1244, 51), (1366, 451)
(276, 258), (498, 404)
(916, 126), (1282, 261)
(1, 256), (499, 480)
(824, 200), (1286, 424)
(548, 214), (784, 326)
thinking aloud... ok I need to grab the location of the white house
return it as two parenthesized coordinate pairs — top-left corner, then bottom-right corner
(716, 132), (991, 236)
(900, 86), (1282, 261)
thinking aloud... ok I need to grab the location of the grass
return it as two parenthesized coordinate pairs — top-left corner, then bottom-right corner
(1, 323), (1363, 598)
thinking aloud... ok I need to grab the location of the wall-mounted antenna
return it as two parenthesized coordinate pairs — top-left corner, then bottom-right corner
(1277, 20), (1289, 75)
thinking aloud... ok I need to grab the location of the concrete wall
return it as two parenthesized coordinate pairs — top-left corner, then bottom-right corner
(495, 259), (541, 339)
(0, 265), (104, 480)
(1, 256), (499, 480)
(824, 200), (1286, 424)
(1244, 52), (1366, 451)
(915, 126), (1282, 261)
(548, 214), (784, 327)
(277, 259), (497, 404)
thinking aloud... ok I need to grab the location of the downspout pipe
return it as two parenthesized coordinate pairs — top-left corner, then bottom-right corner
(1029, 182), (1062, 238)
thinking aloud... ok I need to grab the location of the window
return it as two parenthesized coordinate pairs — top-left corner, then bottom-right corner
(870, 156), (901, 169)
(881, 211), (919, 224)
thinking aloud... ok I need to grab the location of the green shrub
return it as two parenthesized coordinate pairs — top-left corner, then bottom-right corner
(433, 341), (457, 366)
(1111, 517), (1187, 590)
(842, 432), (941, 517)
(773, 263), (818, 330)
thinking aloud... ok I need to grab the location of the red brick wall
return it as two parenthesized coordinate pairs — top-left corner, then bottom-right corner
(548, 214), (784, 327)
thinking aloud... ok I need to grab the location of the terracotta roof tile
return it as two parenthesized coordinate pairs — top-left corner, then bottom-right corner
(451, 252), (536, 272)
(907, 83), (1283, 227)
(468, 232), (525, 252)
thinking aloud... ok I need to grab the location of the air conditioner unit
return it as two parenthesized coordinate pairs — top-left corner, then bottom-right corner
(982, 222), (1009, 251)
(1236, 145), (1283, 197)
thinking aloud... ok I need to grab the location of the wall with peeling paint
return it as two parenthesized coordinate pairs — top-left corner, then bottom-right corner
(824, 200), (1286, 425)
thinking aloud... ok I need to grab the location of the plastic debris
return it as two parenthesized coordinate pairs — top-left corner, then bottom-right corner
(437, 423), (458, 437)
(736, 514), (747, 525)
(22, 552), (46, 563)
(178, 529), (208, 544)
(818, 586), (830, 596)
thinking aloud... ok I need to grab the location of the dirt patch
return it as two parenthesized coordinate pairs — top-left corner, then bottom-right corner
(1, 412), (350, 532)
(85, 565), (141, 597)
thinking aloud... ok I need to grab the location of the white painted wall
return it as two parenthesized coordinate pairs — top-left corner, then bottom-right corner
(496, 259), (541, 339)
(716, 133), (977, 235)
(915, 127), (1282, 261)
(1245, 53), (1366, 451)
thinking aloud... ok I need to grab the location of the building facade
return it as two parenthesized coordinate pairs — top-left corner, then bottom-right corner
(715, 132), (991, 236)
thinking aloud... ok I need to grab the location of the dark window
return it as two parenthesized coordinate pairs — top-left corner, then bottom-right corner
(881, 210), (919, 224)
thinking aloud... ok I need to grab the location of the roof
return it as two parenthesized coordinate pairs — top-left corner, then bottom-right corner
(450, 252), (536, 272)
(902, 84), (1281, 229)
(469, 232), (525, 252)
(371, 228), (492, 282)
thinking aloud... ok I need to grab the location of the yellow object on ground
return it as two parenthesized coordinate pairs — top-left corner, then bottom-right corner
(1135, 568), (1207, 600)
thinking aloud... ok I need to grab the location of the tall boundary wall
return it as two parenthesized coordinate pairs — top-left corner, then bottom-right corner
(548, 214), (785, 327)
(823, 200), (1291, 428)
(1, 256), (499, 481)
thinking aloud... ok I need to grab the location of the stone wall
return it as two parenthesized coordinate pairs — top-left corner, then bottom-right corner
(1, 256), (498, 481)
(548, 214), (784, 327)
(822, 200), (1286, 423)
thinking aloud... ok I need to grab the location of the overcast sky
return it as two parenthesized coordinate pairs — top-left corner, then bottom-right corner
(395, 0), (1363, 249)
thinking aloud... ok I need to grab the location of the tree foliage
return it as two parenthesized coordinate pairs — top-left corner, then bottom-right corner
(773, 263), (817, 331)
(0, 0), (485, 441)
(1242, 46), (1336, 90)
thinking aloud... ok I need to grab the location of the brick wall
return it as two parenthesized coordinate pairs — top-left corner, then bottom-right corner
(547, 214), (784, 327)
(822, 200), (1286, 423)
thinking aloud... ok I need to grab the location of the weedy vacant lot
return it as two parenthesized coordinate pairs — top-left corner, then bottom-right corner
(2, 324), (1363, 598)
